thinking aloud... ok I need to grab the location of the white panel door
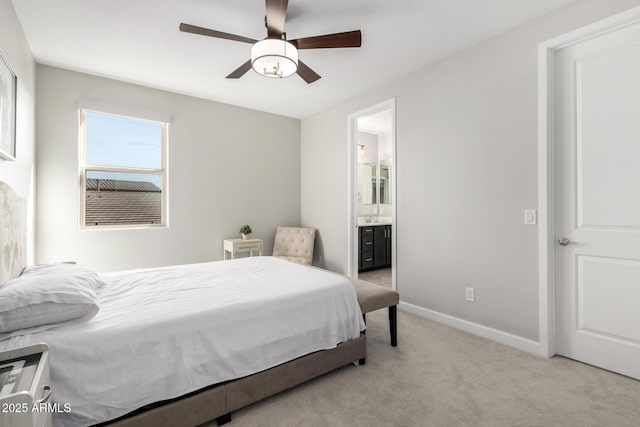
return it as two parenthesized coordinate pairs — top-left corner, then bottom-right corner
(554, 21), (640, 379)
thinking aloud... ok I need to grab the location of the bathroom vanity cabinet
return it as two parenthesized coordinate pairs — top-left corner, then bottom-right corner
(358, 224), (391, 272)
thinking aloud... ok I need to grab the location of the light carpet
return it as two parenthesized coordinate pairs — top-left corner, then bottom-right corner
(210, 309), (640, 426)
(358, 268), (392, 288)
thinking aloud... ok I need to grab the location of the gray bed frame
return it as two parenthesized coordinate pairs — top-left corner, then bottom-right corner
(105, 336), (366, 426)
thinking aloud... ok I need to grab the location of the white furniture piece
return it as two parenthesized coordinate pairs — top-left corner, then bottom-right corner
(272, 226), (316, 265)
(223, 238), (263, 260)
(0, 343), (52, 427)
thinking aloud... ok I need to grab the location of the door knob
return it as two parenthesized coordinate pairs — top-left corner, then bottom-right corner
(558, 237), (571, 246)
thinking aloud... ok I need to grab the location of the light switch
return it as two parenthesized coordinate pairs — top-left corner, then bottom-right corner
(524, 209), (537, 225)
(465, 287), (475, 302)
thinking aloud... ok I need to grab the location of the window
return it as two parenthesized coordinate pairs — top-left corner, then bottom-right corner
(80, 109), (168, 228)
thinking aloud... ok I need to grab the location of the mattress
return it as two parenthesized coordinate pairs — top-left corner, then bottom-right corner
(0, 257), (365, 426)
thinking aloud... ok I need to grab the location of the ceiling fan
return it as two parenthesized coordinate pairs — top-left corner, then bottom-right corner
(179, 0), (362, 84)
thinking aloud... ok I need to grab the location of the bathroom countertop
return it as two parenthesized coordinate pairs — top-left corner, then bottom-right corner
(357, 217), (392, 227)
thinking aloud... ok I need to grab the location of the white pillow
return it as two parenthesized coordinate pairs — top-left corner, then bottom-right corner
(0, 263), (103, 340)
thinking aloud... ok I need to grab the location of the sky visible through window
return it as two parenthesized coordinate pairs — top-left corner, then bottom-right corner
(86, 111), (163, 187)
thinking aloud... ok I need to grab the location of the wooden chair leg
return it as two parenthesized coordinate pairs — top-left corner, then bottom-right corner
(389, 305), (397, 347)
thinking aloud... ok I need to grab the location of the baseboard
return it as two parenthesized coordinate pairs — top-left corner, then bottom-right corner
(398, 301), (545, 357)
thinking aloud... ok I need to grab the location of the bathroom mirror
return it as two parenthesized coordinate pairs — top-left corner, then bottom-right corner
(358, 163), (391, 209)
(379, 165), (391, 205)
(359, 163), (376, 205)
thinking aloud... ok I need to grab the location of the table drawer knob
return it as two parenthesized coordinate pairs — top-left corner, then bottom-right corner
(37, 385), (52, 404)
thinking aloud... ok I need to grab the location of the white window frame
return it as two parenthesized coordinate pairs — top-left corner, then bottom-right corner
(79, 108), (169, 230)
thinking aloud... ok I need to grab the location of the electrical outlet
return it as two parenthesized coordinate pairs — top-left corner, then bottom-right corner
(465, 287), (476, 302)
(524, 209), (537, 225)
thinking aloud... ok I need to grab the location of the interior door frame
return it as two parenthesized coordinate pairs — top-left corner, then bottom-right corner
(537, 5), (640, 358)
(347, 98), (397, 291)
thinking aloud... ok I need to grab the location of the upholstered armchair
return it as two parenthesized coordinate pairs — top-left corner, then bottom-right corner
(272, 227), (316, 265)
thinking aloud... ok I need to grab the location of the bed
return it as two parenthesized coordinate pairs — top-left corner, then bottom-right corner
(0, 181), (366, 427)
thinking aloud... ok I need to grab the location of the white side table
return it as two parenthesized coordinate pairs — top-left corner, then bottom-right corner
(0, 343), (52, 427)
(223, 238), (263, 260)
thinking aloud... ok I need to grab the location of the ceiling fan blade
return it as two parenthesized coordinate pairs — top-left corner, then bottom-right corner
(180, 23), (257, 44)
(226, 60), (253, 79)
(296, 60), (321, 84)
(265, 0), (288, 38)
(290, 30), (362, 49)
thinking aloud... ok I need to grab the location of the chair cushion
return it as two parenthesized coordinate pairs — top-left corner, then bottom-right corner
(351, 277), (399, 313)
(272, 227), (316, 265)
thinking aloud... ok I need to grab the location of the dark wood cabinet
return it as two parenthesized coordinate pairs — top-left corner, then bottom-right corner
(359, 226), (375, 270)
(359, 224), (391, 272)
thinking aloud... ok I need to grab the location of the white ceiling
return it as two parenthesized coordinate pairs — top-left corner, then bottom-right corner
(12, 0), (576, 118)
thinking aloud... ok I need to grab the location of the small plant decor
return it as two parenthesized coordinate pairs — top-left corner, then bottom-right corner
(239, 225), (252, 239)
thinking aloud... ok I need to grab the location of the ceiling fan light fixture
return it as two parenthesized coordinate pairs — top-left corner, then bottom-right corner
(251, 39), (298, 78)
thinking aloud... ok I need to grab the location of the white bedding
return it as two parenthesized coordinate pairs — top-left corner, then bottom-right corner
(0, 257), (365, 426)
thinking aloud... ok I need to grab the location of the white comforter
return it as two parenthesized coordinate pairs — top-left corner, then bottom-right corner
(0, 257), (365, 426)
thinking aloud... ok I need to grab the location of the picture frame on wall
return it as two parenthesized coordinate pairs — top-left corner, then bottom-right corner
(0, 48), (17, 161)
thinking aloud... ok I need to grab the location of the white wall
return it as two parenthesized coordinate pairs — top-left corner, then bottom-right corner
(0, 0), (36, 261)
(377, 130), (393, 218)
(301, 0), (640, 342)
(378, 132), (392, 165)
(356, 131), (378, 165)
(36, 66), (300, 272)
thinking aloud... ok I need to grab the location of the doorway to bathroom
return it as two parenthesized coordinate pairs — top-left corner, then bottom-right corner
(347, 99), (396, 291)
